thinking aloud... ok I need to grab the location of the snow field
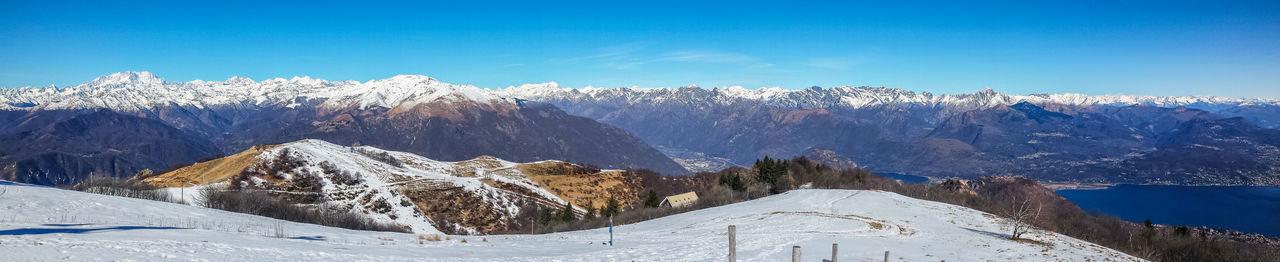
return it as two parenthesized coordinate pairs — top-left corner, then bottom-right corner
(0, 180), (1140, 261)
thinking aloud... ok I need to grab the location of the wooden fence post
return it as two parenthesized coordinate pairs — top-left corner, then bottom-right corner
(792, 245), (801, 262)
(728, 225), (736, 261)
(884, 250), (889, 262)
(831, 243), (838, 262)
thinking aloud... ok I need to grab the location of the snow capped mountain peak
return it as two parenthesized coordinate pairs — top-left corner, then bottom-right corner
(975, 87), (997, 95)
(6, 71), (1279, 112)
(506, 81), (560, 91)
(224, 76), (255, 84)
(377, 74), (438, 84)
(501, 82), (563, 97)
(324, 74), (504, 109)
(0, 72), (515, 111)
(505, 83), (1280, 111)
(90, 71), (164, 87)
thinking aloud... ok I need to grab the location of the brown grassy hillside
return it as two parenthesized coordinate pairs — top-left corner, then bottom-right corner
(140, 145), (276, 187)
(517, 161), (644, 210)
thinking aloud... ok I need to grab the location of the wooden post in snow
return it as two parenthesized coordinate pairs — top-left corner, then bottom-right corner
(884, 250), (890, 262)
(792, 245), (801, 262)
(727, 225), (736, 261)
(831, 243), (838, 262)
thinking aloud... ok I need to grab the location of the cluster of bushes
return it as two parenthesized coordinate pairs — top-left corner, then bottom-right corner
(534, 196), (623, 232)
(198, 189), (407, 233)
(71, 175), (179, 203)
(71, 170), (406, 234)
(318, 161), (362, 185)
(351, 147), (403, 167)
(266, 148), (305, 178)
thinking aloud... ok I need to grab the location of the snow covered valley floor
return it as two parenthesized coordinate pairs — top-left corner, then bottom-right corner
(0, 182), (1140, 261)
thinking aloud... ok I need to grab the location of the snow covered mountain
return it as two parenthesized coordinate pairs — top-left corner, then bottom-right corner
(0, 181), (1142, 261)
(501, 82), (1280, 185)
(502, 81), (1280, 114)
(4, 71), (1278, 185)
(0, 72), (687, 186)
(4, 71), (1275, 117)
(139, 139), (644, 235)
(0, 71), (506, 111)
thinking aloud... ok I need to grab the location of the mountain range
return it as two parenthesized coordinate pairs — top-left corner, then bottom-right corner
(506, 82), (1280, 185)
(0, 72), (684, 185)
(4, 72), (1280, 185)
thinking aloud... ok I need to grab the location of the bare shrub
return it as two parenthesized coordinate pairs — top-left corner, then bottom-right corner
(1001, 198), (1042, 240)
(72, 176), (179, 203)
(319, 161), (362, 185)
(198, 189), (407, 233)
(351, 147), (403, 167)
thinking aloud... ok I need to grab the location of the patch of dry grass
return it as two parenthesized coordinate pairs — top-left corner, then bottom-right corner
(142, 145), (277, 187)
(517, 162), (643, 209)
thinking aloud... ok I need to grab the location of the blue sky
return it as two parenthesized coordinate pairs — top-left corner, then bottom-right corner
(2, 0), (1278, 97)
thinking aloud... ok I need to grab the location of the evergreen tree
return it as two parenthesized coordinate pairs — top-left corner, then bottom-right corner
(583, 200), (597, 219)
(754, 156), (789, 193)
(538, 208), (554, 225)
(719, 173), (745, 191)
(644, 190), (661, 208)
(559, 202), (575, 222)
(602, 196), (621, 217)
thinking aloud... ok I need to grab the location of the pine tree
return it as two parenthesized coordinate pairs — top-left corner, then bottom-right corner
(538, 208), (554, 225)
(754, 156), (789, 193)
(719, 173), (745, 191)
(559, 202), (575, 222)
(602, 196), (621, 217)
(644, 190), (661, 208)
(584, 200), (597, 219)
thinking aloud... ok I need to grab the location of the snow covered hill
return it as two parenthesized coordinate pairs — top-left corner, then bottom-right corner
(141, 139), (641, 235)
(0, 182), (1141, 261)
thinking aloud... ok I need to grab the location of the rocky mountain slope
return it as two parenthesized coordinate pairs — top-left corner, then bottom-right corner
(0, 72), (685, 186)
(503, 83), (1280, 185)
(139, 139), (644, 235)
(6, 71), (1278, 185)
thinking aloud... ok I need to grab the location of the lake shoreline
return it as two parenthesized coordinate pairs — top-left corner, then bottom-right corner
(1056, 184), (1280, 238)
(1044, 182), (1115, 190)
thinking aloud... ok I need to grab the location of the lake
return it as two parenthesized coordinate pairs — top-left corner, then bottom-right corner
(1057, 184), (1280, 237)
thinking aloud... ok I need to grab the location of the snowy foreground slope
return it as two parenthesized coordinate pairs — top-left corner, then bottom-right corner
(0, 182), (1140, 261)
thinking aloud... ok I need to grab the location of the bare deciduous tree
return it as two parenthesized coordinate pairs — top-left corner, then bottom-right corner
(1003, 197), (1042, 240)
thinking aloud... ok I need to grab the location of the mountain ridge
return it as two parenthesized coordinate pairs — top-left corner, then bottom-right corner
(6, 71), (1279, 113)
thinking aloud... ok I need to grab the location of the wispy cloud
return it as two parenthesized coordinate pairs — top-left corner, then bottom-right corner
(551, 44), (648, 70)
(553, 45), (772, 70)
(806, 58), (853, 70)
(564, 44), (641, 62)
(658, 50), (756, 63)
